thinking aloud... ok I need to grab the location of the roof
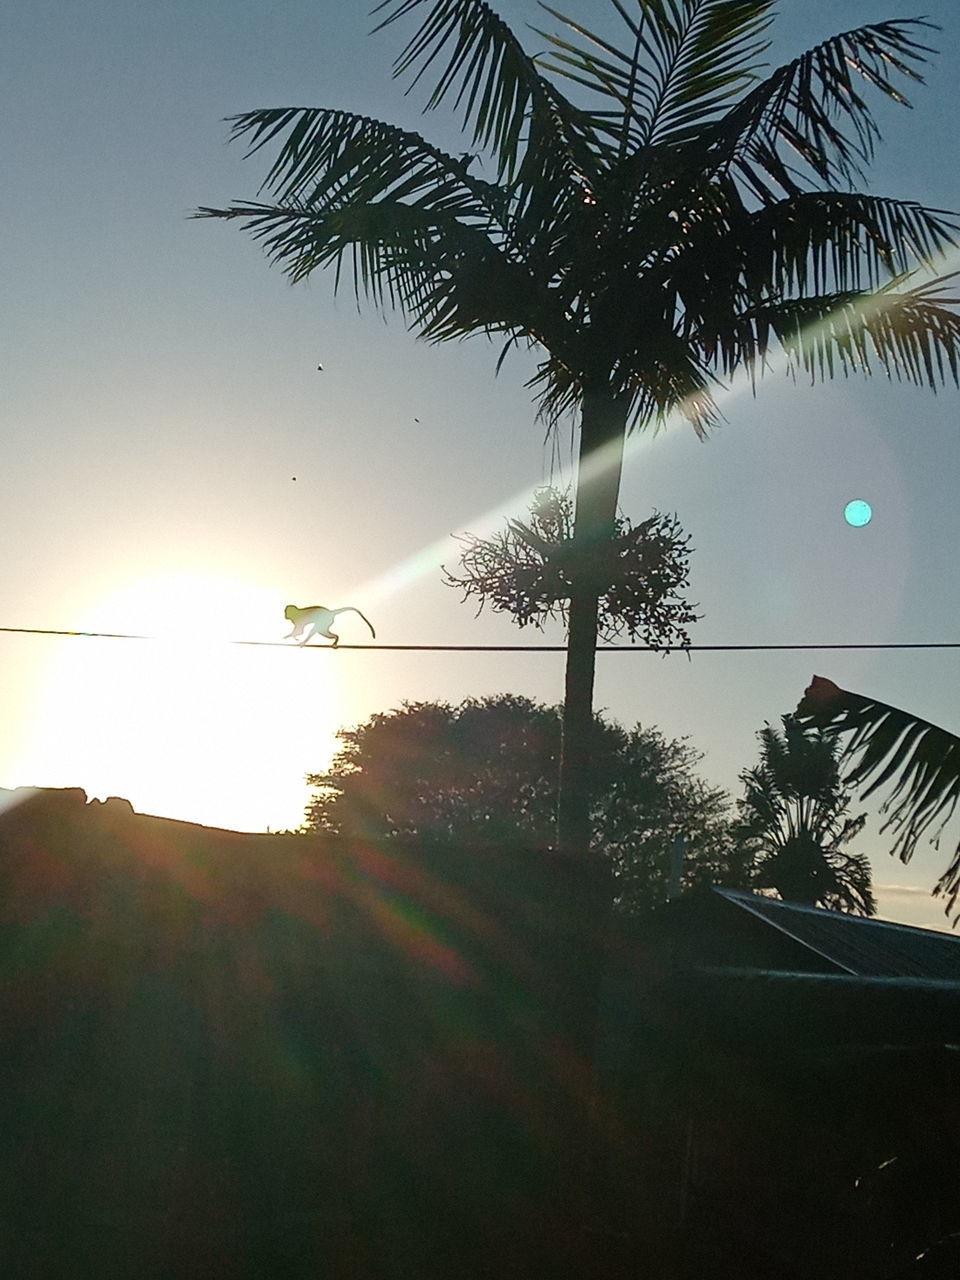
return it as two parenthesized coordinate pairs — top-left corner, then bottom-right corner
(713, 888), (960, 982)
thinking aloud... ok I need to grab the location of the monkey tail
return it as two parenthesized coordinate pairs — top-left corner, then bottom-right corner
(340, 606), (376, 640)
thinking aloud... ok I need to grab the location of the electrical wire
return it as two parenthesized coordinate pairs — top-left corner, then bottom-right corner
(0, 626), (957, 652)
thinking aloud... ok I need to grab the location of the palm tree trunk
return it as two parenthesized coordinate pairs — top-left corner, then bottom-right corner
(557, 387), (628, 861)
(552, 387), (629, 1261)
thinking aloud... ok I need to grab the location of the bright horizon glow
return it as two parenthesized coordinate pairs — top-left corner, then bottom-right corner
(9, 572), (344, 833)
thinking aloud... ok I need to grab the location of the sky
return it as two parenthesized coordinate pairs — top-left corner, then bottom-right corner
(3, 0), (959, 928)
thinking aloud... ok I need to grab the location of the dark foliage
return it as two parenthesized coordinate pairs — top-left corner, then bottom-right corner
(798, 675), (960, 923)
(443, 485), (700, 646)
(736, 714), (875, 915)
(305, 694), (750, 914)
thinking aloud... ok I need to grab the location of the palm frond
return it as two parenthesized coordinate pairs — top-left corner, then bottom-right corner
(202, 106), (589, 353)
(525, 350), (585, 422)
(528, 312), (723, 433)
(796, 676), (960, 922)
(199, 195), (563, 349)
(372, 0), (598, 191)
(662, 190), (959, 363)
(199, 110), (522, 315)
(711, 274), (960, 388)
(706, 18), (937, 197)
(687, 192), (957, 305)
(417, 229), (566, 343)
(218, 108), (507, 220)
(622, 342), (720, 437)
(748, 192), (958, 295)
(197, 198), (428, 301)
(536, 0), (773, 153)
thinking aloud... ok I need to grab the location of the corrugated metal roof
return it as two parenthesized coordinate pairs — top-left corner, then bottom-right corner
(714, 888), (960, 981)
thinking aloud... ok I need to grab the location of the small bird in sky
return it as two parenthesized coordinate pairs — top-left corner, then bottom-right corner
(317, 363), (324, 371)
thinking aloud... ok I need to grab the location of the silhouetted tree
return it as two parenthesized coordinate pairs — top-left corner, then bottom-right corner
(201, 0), (960, 863)
(305, 694), (749, 914)
(737, 714), (876, 914)
(798, 674), (960, 923)
(444, 485), (699, 647)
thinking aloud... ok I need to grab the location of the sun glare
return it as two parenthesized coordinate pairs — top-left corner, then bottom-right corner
(12, 572), (344, 832)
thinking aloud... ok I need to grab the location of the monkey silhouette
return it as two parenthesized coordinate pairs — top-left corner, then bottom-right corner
(284, 604), (376, 647)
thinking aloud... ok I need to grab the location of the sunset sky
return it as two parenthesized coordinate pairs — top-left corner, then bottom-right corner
(4, 0), (960, 928)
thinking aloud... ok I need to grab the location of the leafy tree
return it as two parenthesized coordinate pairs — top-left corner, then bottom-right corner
(443, 484), (699, 646)
(797, 674), (960, 923)
(736, 714), (876, 915)
(201, 0), (960, 862)
(305, 694), (749, 914)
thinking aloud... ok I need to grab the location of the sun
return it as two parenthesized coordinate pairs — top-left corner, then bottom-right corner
(11, 572), (343, 832)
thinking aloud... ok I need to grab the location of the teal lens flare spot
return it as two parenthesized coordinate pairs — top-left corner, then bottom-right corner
(844, 500), (873, 527)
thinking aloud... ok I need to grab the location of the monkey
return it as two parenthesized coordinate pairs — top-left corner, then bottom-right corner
(283, 604), (376, 648)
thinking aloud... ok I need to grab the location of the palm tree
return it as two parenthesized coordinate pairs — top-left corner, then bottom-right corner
(797, 675), (960, 922)
(199, 0), (960, 864)
(737, 714), (875, 914)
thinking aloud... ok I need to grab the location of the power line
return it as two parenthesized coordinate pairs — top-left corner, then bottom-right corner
(0, 625), (957, 652)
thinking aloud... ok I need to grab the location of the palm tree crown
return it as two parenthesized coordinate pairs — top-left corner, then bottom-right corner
(201, 0), (958, 429)
(737, 715), (876, 915)
(201, 0), (960, 859)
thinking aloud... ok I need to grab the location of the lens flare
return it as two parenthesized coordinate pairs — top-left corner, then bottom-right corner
(844, 500), (873, 528)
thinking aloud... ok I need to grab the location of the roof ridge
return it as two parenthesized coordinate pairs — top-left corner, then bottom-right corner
(713, 887), (960, 940)
(713, 888), (858, 974)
